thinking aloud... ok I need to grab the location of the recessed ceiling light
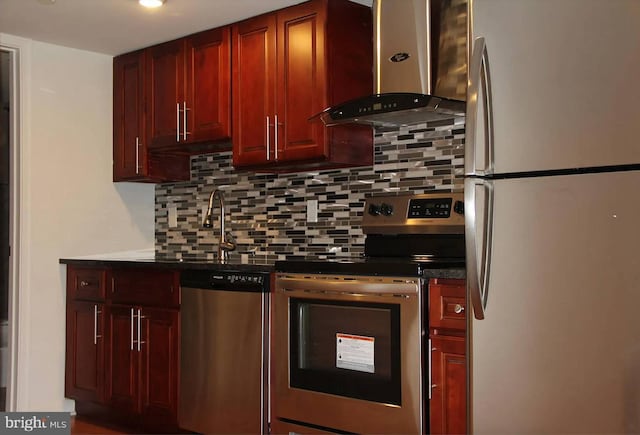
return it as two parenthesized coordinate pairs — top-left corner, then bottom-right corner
(139, 0), (165, 8)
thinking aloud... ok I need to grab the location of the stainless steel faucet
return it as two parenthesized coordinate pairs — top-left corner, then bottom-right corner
(203, 189), (236, 263)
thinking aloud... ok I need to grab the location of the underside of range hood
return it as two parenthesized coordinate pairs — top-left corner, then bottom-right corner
(311, 92), (465, 127)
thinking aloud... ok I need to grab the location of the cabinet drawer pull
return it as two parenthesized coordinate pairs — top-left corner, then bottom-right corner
(454, 304), (465, 314)
(80, 280), (90, 287)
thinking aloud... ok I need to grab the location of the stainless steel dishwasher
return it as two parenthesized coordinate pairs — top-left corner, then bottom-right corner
(178, 269), (270, 435)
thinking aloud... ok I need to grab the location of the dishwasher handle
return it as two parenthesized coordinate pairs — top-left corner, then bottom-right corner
(181, 283), (267, 293)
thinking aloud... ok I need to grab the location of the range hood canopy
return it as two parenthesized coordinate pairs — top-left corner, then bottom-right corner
(313, 0), (470, 127)
(313, 92), (465, 127)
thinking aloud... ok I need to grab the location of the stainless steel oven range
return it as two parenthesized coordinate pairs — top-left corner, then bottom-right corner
(273, 192), (465, 435)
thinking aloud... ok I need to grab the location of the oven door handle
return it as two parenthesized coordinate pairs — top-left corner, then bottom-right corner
(277, 276), (419, 296)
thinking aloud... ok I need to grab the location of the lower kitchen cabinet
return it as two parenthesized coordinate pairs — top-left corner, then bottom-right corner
(105, 304), (138, 414)
(429, 278), (467, 435)
(65, 300), (105, 403)
(64, 264), (181, 433)
(137, 307), (180, 425)
(65, 266), (107, 403)
(430, 335), (466, 435)
(105, 305), (179, 427)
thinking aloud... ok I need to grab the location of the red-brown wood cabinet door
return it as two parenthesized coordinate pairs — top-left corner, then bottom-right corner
(430, 335), (467, 434)
(232, 14), (277, 168)
(65, 301), (105, 403)
(185, 27), (231, 144)
(105, 304), (140, 415)
(138, 307), (179, 426)
(113, 50), (146, 180)
(147, 39), (185, 149)
(276, 1), (328, 163)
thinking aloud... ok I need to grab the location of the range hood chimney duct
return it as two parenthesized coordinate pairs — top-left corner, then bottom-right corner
(313, 0), (470, 127)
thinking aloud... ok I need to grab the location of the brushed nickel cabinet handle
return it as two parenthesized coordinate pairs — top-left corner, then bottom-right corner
(176, 103), (180, 141)
(266, 116), (271, 161)
(135, 136), (140, 175)
(183, 101), (190, 140)
(130, 308), (135, 351)
(137, 308), (141, 351)
(428, 338), (433, 400)
(137, 309), (146, 351)
(93, 305), (102, 345)
(274, 114), (280, 160)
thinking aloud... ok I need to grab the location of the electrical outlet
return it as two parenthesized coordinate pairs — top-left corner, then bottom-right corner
(307, 199), (318, 223)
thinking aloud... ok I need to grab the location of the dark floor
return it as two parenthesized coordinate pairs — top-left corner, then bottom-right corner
(70, 417), (136, 435)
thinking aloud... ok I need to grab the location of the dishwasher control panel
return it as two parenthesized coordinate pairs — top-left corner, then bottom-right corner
(181, 270), (270, 292)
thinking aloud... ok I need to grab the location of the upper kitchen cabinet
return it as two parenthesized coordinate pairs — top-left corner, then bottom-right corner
(146, 27), (232, 153)
(113, 50), (190, 182)
(232, 0), (373, 171)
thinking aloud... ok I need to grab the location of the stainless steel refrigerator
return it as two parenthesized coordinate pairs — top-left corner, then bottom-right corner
(465, 0), (640, 432)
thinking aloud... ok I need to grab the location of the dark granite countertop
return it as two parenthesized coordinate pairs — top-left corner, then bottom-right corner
(60, 255), (465, 280)
(275, 257), (466, 280)
(422, 267), (466, 280)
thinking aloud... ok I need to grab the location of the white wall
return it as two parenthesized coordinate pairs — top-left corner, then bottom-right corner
(0, 34), (155, 412)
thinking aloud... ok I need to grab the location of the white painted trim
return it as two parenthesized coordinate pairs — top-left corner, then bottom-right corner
(0, 33), (32, 411)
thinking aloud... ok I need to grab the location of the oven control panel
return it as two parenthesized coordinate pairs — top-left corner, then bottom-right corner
(407, 197), (461, 218)
(362, 192), (465, 234)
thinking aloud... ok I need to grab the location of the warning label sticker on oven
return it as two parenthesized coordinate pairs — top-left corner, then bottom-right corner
(336, 333), (375, 373)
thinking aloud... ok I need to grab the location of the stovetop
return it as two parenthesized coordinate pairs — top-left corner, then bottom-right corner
(276, 192), (467, 277)
(275, 255), (465, 277)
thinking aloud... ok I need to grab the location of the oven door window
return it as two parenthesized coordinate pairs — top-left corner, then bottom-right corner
(290, 298), (401, 405)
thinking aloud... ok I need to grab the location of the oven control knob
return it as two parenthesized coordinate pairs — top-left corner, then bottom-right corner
(454, 200), (464, 215)
(368, 204), (382, 216)
(380, 203), (394, 216)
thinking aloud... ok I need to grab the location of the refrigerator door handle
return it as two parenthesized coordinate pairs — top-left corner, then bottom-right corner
(464, 37), (494, 177)
(464, 177), (494, 319)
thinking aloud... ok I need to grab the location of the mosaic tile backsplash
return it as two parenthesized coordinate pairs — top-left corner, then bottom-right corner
(155, 118), (465, 263)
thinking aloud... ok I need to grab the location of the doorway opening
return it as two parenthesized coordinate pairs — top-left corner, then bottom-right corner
(1, 47), (15, 411)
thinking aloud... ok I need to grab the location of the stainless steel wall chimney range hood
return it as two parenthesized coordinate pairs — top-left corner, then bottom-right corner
(313, 0), (470, 127)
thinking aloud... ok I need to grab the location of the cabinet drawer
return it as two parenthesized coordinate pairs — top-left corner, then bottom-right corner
(111, 268), (180, 308)
(67, 267), (107, 301)
(429, 278), (466, 331)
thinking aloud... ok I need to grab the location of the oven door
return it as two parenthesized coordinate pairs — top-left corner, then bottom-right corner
(273, 273), (425, 435)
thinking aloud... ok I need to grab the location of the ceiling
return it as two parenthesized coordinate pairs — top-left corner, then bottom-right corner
(0, 0), (372, 56)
